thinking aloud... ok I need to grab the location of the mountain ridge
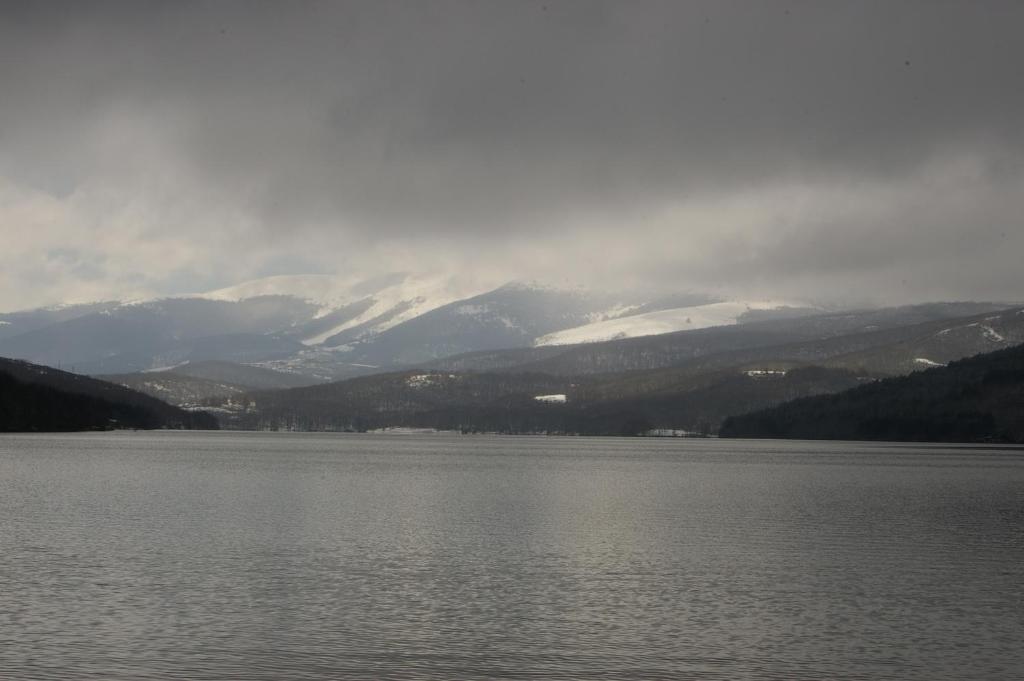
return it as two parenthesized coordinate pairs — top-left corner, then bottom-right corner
(720, 343), (1024, 443)
(1, 273), (1017, 385)
(0, 357), (218, 431)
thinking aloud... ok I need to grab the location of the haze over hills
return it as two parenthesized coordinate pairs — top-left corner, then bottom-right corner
(181, 297), (1023, 437)
(98, 360), (325, 407)
(5, 271), (1018, 383)
(4, 271), (1022, 437)
(0, 274), (762, 379)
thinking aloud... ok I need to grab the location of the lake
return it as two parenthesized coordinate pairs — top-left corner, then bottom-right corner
(1, 432), (1022, 680)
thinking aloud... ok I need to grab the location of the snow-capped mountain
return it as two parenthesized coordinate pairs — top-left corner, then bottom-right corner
(199, 272), (494, 345)
(318, 282), (658, 361)
(0, 271), (792, 379)
(254, 282), (710, 378)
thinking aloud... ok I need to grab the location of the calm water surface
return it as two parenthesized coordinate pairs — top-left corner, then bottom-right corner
(1, 432), (1022, 680)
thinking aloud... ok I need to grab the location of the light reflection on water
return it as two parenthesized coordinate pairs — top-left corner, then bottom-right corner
(1, 432), (1022, 680)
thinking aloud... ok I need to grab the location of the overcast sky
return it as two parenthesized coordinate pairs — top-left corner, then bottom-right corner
(1, 0), (1022, 310)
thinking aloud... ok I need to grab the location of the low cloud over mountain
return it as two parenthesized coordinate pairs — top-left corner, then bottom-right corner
(2, 2), (1024, 310)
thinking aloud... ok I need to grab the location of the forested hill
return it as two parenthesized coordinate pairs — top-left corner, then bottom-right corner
(212, 365), (863, 435)
(0, 358), (218, 432)
(719, 344), (1024, 443)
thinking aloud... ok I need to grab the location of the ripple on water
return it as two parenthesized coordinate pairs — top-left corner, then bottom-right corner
(0, 432), (1022, 680)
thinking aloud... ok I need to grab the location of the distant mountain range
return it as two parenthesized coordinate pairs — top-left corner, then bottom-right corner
(0, 274), (775, 379)
(431, 303), (1023, 375)
(3, 273), (1022, 439)
(199, 301), (1023, 437)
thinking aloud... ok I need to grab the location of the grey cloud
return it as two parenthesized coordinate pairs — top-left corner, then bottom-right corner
(0, 1), (1022, 308)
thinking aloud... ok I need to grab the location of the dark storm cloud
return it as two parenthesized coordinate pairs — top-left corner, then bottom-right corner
(0, 0), (1022, 308)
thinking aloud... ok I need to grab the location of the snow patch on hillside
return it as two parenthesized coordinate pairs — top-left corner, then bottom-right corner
(199, 273), (496, 346)
(406, 373), (455, 387)
(142, 362), (190, 373)
(456, 304), (488, 316)
(744, 369), (787, 377)
(585, 303), (642, 324)
(957, 322), (1008, 344)
(979, 325), (1005, 342)
(305, 278), (489, 345)
(534, 301), (778, 347)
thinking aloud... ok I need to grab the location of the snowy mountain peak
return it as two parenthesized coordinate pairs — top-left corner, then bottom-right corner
(198, 272), (494, 313)
(199, 274), (379, 308)
(497, 279), (589, 295)
(0, 267), (828, 381)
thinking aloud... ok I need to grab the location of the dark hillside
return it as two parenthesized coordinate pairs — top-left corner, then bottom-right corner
(214, 365), (861, 435)
(99, 360), (324, 406)
(0, 358), (217, 431)
(720, 344), (1024, 443)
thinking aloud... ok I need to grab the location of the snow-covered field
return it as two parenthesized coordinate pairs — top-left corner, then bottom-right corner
(534, 301), (778, 346)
